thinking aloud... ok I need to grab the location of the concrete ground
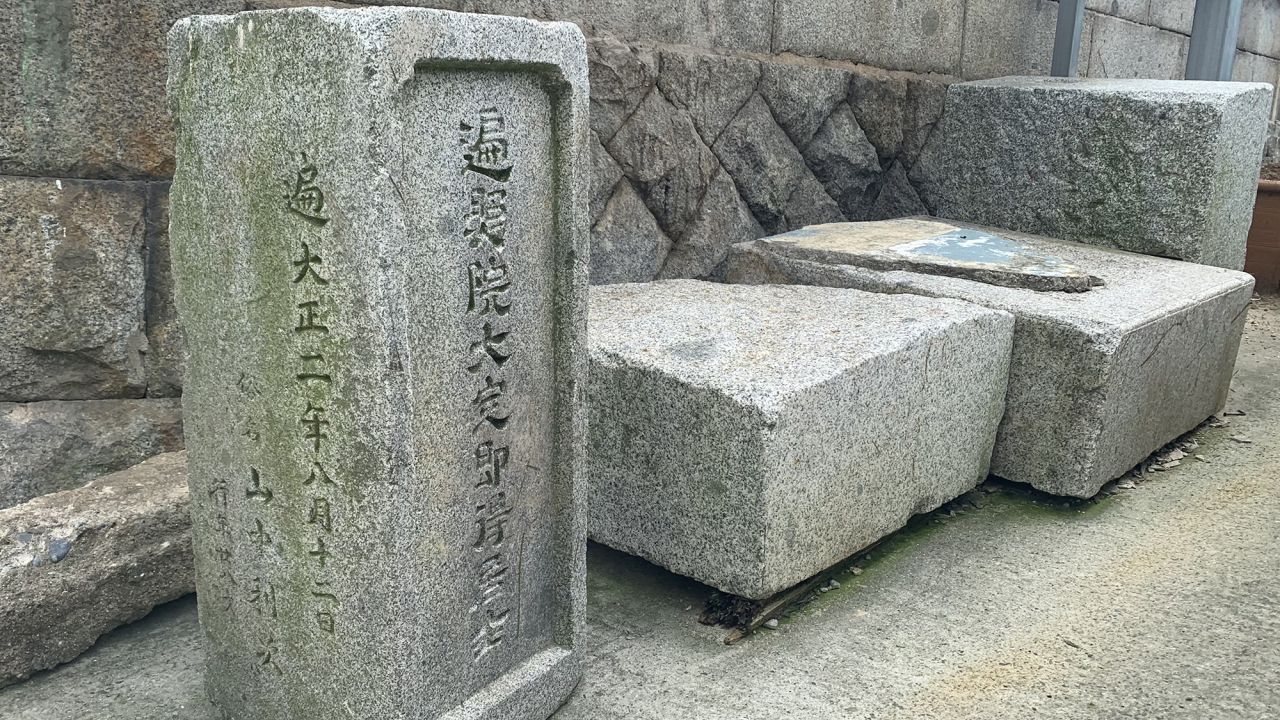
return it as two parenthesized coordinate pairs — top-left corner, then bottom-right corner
(3, 300), (1279, 720)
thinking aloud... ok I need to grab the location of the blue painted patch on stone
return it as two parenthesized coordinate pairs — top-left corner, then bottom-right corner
(893, 229), (1079, 277)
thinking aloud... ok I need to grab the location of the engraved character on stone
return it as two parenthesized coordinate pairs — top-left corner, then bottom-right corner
(285, 153), (329, 224)
(297, 353), (332, 384)
(474, 553), (508, 608)
(468, 322), (512, 374)
(295, 299), (329, 334)
(300, 402), (330, 452)
(304, 462), (335, 487)
(471, 376), (510, 431)
(464, 187), (508, 248)
(467, 255), (512, 316)
(473, 491), (512, 550)
(308, 497), (333, 532)
(460, 109), (513, 183)
(472, 608), (510, 661)
(474, 442), (509, 488)
(247, 577), (278, 618)
(245, 467), (273, 504)
(292, 241), (329, 285)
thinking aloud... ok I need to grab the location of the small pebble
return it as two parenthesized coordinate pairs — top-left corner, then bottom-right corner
(849, 566), (864, 576)
(763, 619), (779, 630)
(828, 579), (841, 589)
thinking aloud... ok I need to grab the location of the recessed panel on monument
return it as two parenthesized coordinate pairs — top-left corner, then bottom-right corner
(166, 8), (588, 719)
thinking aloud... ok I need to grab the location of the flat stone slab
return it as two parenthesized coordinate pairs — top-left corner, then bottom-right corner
(766, 218), (1098, 292)
(723, 217), (1255, 497)
(913, 76), (1272, 270)
(588, 280), (1013, 599)
(0, 399), (184, 510)
(0, 452), (192, 688)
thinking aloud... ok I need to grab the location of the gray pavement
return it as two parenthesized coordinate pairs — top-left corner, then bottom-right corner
(3, 299), (1279, 720)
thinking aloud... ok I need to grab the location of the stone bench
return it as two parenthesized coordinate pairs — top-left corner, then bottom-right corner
(721, 217), (1254, 498)
(588, 280), (1013, 599)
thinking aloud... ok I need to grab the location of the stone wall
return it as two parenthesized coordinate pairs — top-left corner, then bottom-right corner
(2, 0), (1277, 411)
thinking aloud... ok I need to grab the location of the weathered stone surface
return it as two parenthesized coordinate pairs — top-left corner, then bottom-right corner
(723, 218), (1255, 497)
(774, 0), (966, 75)
(591, 181), (671, 284)
(589, 132), (624, 222)
(759, 62), (849, 149)
(869, 161), (929, 220)
(802, 102), (882, 219)
(1082, 12), (1188, 80)
(346, 0), (776, 52)
(588, 280), (1013, 599)
(1239, 0), (1280, 61)
(587, 36), (657, 142)
(1084, 0), (1148, 24)
(755, 219), (1099, 294)
(0, 451), (192, 688)
(0, 176), (148, 402)
(656, 47), (760, 145)
(1148, 0), (1195, 35)
(914, 77), (1273, 270)
(0, 398), (183, 510)
(713, 94), (843, 235)
(605, 84), (760, 278)
(0, 0), (241, 179)
(144, 184), (184, 398)
(169, 8), (587, 718)
(848, 72), (948, 171)
(960, 0), (1056, 79)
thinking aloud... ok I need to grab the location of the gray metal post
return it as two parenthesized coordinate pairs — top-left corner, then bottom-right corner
(1051, 0), (1086, 77)
(1186, 0), (1244, 80)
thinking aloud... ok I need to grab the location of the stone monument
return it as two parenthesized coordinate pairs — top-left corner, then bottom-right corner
(167, 8), (588, 719)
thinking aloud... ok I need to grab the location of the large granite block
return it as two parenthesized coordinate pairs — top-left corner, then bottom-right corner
(722, 218), (1254, 497)
(0, 0), (241, 179)
(913, 77), (1272, 270)
(0, 398), (183, 510)
(589, 281), (1013, 599)
(0, 452), (192, 688)
(169, 7), (588, 719)
(774, 0), (966, 75)
(0, 176), (148, 401)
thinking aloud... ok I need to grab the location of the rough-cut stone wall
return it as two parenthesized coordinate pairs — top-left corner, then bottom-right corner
(1, 0), (1276, 415)
(584, 38), (945, 282)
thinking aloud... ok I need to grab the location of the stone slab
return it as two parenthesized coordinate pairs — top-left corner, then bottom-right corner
(0, 0), (242, 179)
(722, 218), (1254, 497)
(914, 76), (1273, 270)
(0, 451), (192, 688)
(168, 7), (588, 719)
(773, 0), (966, 75)
(0, 175), (149, 402)
(1082, 12), (1189, 81)
(764, 218), (1098, 292)
(588, 280), (1013, 599)
(0, 398), (184, 510)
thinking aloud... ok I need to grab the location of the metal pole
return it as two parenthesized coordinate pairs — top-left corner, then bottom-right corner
(1051, 0), (1087, 77)
(1186, 0), (1244, 80)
